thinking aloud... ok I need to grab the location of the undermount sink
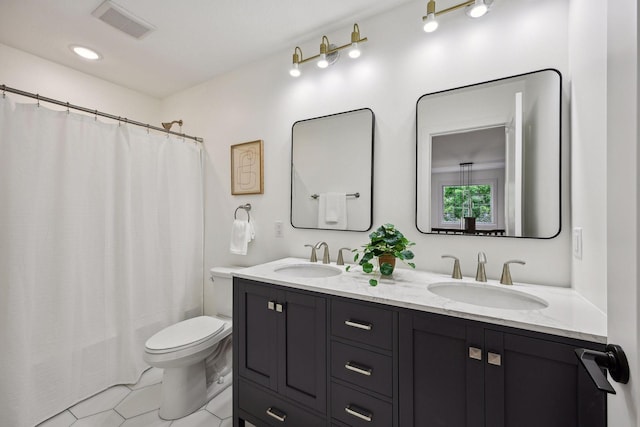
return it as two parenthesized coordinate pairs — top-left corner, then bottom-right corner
(427, 282), (548, 310)
(274, 263), (342, 278)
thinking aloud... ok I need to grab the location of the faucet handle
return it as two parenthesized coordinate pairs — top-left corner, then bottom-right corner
(500, 260), (526, 285)
(304, 244), (318, 262)
(441, 255), (462, 279)
(337, 248), (351, 266)
(475, 252), (487, 282)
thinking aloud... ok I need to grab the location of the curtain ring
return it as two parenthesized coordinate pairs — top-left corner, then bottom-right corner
(94, 109), (98, 121)
(66, 102), (70, 114)
(146, 124), (150, 134)
(2, 85), (5, 99)
(36, 94), (40, 107)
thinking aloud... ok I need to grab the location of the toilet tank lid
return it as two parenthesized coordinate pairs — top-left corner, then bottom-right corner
(209, 266), (244, 278)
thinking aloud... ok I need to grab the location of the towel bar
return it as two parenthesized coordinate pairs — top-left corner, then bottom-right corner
(310, 192), (360, 199)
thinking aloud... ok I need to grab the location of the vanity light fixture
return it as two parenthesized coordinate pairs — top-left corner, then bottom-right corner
(289, 23), (368, 77)
(422, 0), (492, 33)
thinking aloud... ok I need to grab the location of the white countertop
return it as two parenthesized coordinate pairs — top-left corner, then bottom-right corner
(234, 257), (607, 343)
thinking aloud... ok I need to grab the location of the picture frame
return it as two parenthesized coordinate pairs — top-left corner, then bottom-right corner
(231, 140), (264, 195)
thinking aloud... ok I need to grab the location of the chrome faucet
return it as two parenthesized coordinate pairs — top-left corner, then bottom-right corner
(315, 241), (331, 264)
(304, 244), (318, 262)
(337, 247), (351, 266)
(475, 252), (487, 282)
(500, 260), (526, 285)
(441, 255), (462, 279)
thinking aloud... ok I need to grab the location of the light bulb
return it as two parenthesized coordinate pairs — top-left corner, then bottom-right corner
(317, 53), (329, 69)
(348, 42), (361, 59)
(423, 13), (439, 33)
(467, 0), (488, 18)
(289, 63), (301, 77)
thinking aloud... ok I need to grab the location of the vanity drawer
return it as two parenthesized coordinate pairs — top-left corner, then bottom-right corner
(331, 341), (393, 397)
(238, 380), (325, 427)
(331, 299), (393, 350)
(331, 382), (392, 427)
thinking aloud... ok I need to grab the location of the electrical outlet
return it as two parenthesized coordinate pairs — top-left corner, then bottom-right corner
(274, 220), (284, 238)
(572, 227), (582, 260)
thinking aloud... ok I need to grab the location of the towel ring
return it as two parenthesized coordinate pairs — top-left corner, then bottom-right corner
(234, 203), (251, 221)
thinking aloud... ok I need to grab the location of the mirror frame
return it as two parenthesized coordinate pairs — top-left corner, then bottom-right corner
(290, 107), (375, 232)
(415, 69), (562, 239)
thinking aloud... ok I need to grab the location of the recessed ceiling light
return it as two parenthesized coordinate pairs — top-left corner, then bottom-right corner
(70, 45), (102, 61)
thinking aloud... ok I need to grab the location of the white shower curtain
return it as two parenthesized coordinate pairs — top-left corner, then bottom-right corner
(0, 97), (204, 427)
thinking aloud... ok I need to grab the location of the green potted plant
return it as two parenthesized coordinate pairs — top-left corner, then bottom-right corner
(346, 223), (416, 286)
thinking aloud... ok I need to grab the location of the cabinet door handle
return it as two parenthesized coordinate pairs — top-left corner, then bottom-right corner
(469, 347), (482, 361)
(488, 352), (502, 366)
(275, 303), (285, 313)
(345, 319), (372, 331)
(345, 405), (373, 422)
(345, 361), (373, 376)
(265, 407), (287, 422)
(267, 301), (275, 311)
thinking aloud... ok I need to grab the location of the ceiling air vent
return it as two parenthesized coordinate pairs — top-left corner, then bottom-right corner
(92, 0), (156, 40)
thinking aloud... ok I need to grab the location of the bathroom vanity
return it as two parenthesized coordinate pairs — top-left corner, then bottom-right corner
(232, 258), (607, 427)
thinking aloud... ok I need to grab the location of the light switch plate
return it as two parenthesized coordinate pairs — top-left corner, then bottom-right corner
(573, 227), (583, 259)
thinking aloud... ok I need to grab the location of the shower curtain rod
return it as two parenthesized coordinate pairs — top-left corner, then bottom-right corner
(1, 84), (204, 143)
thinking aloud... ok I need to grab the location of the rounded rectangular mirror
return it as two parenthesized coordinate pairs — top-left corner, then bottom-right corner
(416, 69), (561, 238)
(291, 108), (374, 231)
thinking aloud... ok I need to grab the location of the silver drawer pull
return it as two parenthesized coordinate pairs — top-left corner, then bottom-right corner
(345, 405), (372, 422)
(345, 361), (373, 376)
(469, 346), (482, 361)
(488, 352), (502, 366)
(266, 407), (287, 422)
(345, 319), (372, 331)
(267, 301), (275, 311)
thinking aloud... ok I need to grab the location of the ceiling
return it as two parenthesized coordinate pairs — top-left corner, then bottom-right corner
(0, 0), (418, 99)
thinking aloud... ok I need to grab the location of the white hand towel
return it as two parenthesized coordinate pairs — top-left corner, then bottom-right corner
(248, 219), (255, 241)
(317, 192), (347, 230)
(230, 219), (251, 255)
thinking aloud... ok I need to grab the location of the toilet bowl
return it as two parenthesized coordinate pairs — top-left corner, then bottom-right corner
(143, 266), (241, 420)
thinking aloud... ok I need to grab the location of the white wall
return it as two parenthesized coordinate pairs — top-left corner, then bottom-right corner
(568, 2), (609, 313)
(0, 43), (161, 124)
(162, 0), (573, 287)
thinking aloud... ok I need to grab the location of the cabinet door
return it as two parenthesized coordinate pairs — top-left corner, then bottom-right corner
(277, 290), (327, 412)
(236, 280), (278, 390)
(484, 330), (606, 427)
(399, 312), (484, 427)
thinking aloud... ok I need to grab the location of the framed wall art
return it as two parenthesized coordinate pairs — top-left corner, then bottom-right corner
(231, 140), (264, 195)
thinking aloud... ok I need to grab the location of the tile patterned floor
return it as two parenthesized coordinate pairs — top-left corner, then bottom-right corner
(36, 368), (240, 427)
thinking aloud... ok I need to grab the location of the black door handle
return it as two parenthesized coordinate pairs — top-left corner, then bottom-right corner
(575, 344), (629, 394)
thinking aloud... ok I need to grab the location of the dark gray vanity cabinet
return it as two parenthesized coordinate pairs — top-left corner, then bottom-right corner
(234, 278), (327, 426)
(399, 310), (607, 427)
(234, 277), (607, 427)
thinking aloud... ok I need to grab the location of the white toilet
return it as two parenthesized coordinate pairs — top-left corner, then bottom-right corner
(143, 267), (241, 420)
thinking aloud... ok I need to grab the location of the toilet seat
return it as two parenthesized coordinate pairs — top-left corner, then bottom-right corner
(145, 316), (225, 354)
